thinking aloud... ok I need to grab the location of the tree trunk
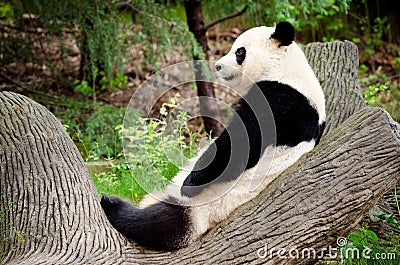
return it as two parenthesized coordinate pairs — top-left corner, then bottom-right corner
(303, 41), (365, 135)
(184, 0), (222, 137)
(1, 42), (400, 264)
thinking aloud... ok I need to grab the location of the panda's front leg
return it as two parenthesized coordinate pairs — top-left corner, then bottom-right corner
(181, 171), (207, 197)
(181, 130), (248, 197)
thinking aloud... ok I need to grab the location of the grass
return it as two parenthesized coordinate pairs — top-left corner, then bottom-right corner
(92, 162), (148, 203)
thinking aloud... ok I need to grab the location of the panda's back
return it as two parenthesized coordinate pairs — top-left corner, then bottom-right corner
(240, 80), (325, 148)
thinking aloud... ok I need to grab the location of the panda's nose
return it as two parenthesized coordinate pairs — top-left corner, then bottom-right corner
(215, 64), (222, 72)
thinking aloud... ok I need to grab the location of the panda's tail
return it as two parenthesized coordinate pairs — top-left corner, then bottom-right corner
(100, 195), (192, 250)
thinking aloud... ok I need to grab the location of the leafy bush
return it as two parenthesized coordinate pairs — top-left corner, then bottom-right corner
(359, 65), (400, 122)
(54, 95), (126, 160)
(74, 72), (128, 98)
(93, 95), (203, 203)
(340, 187), (400, 264)
(340, 225), (400, 264)
(363, 84), (388, 105)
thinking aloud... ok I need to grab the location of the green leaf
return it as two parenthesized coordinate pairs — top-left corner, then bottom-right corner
(364, 229), (378, 242)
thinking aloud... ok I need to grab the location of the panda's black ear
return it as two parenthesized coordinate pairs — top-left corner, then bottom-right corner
(270, 21), (295, 47)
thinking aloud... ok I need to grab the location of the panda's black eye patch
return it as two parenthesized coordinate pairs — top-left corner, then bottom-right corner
(235, 47), (246, 65)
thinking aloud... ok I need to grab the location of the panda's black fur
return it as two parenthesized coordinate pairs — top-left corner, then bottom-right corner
(181, 80), (325, 197)
(270, 21), (296, 47)
(101, 196), (192, 250)
(101, 22), (326, 251)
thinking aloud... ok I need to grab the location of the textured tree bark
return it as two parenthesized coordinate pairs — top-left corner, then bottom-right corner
(303, 41), (365, 135)
(1, 42), (399, 264)
(305, 42), (400, 237)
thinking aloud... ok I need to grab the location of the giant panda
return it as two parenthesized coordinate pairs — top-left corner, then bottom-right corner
(101, 21), (326, 251)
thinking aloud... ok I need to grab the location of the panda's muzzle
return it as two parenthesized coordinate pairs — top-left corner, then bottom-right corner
(215, 63), (235, 81)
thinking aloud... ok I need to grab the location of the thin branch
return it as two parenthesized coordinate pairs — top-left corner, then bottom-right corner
(0, 71), (58, 99)
(205, 5), (248, 31)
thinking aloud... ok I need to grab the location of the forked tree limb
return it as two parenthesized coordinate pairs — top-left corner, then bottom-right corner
(1, 42), (400, 264)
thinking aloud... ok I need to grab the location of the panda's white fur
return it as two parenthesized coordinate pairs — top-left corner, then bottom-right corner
(101, 22), (326, 251)
(216, 26), (325, 124)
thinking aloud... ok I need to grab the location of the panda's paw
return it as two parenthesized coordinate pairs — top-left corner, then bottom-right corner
(181, 177), (205, 198)
(100, 194), (124, 215)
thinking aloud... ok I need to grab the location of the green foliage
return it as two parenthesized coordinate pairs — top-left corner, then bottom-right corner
(53, 95), (125, 160)
(3, 0), (126, 82)
(127, 0), (204, 64)
(352, 0), (389, 56)
(373, 186), (400, 230)
(394, 57), (400, 74)
(0, 2), (13, 19)
(363, 84), (388, 105)
(347, 227), (379, 250)
(340, 187), (400, 264)
(74, 80), (92, 96)
(93, 162), (147, 203)
(78, 3), (123, 81)
(74, 72), (128, 97)
(363, 17), (389, 57)
(70, 105), (125, 160)
(202, 0), (351, 40)
(94, 94), (202, 203)
(99, 72), (128, 91)
(340, 225), (400, 264)
(359, 65), (400, 122)
(374, 212), (400, 230)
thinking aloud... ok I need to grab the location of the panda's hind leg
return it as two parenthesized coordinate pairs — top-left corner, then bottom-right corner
(101, 195), (192, 250)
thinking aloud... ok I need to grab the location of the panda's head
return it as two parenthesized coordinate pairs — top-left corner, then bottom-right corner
(215, 22), (297, 89)
(215, 21), (325, 122)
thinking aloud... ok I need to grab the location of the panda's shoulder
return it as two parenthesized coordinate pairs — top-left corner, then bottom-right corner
(235, 80), (316, 118)
(251, 80), (317, 112)
(255, 80), (307, 102)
